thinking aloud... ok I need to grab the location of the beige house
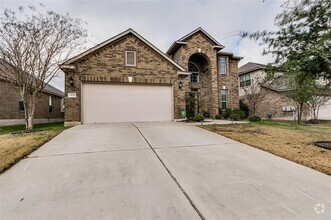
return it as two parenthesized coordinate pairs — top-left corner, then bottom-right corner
(60, 28), (242, 125)
(239, 62), (331, 120)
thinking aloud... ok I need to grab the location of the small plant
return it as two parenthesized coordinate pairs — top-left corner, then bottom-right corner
(193, 114), (205, 122)
(223, 108), (233, 119)
(239, 99), (249, 119)
(215, 114), (222, 119)
(229, 114), (240, 121)
(232, 108), (245, 119)
(248, 115), (261, 122)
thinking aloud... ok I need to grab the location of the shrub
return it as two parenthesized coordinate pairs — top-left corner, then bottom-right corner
(229, 114), (240, 121)
(223, 108), (233, 119)
(248, 115), (261, 122)
(193, 114), (205, 122)
(239, 100), (249, 119)
(215, 114), (222, 120)
(232, 108), (245, 119)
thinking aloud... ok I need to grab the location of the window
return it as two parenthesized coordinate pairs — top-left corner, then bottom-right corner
(220, 57), (227, 75)
(61, 98), (65, 112)
(189, 62), (199, 82)
(240, 73), (251, 87)
(19, 94), (24, 111)
(49, 96), (53, 113)
(125, 51), (136, 66)
(190, 88), (200, 92)
(220, 90), (227, 109)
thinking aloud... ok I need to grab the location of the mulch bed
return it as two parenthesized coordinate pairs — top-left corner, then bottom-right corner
(314, 141), (331, 150)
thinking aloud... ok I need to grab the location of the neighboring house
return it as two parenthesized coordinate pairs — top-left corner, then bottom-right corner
(0, 59), (64, 126)
(60, 27), (242, 125)
(239, 62), (331, 120)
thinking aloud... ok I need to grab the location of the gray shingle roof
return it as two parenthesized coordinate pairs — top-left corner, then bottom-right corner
(0, 59), (64, 97)
(238, 62), (266, 75)
(261, 75), (291, 92)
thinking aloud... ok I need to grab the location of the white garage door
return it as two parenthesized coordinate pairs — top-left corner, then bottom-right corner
(82, 84), (173, 123)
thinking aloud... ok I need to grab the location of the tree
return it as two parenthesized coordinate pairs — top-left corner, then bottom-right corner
(242, 75), (267, 116)
(241, 0), (331, 81)
(308, 92), (330, 122)
(0, 5), (87, 131)
(286, 74), (316, 124)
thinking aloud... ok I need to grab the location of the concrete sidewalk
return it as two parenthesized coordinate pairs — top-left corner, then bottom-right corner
(1, 122), (330, 219)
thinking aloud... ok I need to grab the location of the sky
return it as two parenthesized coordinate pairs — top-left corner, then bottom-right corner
(1, 0), (285, 91)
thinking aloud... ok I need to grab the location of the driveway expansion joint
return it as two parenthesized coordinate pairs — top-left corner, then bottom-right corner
(27, 147), (150, 159)
(131, 123), (205, 220)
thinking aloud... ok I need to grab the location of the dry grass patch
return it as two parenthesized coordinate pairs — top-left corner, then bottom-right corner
(0, 123), (66, 173)
(201, 122), (331, 175)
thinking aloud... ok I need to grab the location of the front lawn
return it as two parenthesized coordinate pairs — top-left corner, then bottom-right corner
(0, 122), (67, 173)
(201, 120), (331, 175)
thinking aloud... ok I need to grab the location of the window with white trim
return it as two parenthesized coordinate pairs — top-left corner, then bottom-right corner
(220, 89), (227, 109)
(19, 93), (24, 111)
(239, 73), (251, 87)
(61, 98), (65, 112)
(220, 57), (227, 75)
(188, 62), (199, 82)
(49, 96), (53, 113)
(125, 51), (136, 66)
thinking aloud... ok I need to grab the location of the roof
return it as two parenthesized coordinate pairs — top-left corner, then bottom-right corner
(61, 28), (186, 72)
(167, 27), (225, 55)
(0, 59), (64, 97)
(238, 62), (266, 75)
(261, 75), (291, 92)
(218, 51), (243, 60)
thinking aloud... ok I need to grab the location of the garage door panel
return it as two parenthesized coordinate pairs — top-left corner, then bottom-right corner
(82, 84), (172, 123)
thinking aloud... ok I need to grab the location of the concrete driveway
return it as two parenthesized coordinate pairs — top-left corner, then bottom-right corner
(1, 122), (330, 219)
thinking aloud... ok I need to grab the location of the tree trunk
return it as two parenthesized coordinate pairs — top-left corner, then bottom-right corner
(25, 95), (36, 132)
(297, 102), (303, 125)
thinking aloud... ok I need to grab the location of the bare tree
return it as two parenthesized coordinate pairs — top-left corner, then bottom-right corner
(308, 95), (330, 122)
(242, 76), (267, 116)
(0, 5), (86, 131)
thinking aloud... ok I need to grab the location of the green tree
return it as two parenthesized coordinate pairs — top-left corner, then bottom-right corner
(241, 0), (331, 80)
(286, 74), (316, 124)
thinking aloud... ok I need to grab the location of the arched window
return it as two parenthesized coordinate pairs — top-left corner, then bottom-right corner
(188, 62), (199, 82)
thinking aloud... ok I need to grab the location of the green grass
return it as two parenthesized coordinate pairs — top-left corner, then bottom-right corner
(0, 122), (65, 135)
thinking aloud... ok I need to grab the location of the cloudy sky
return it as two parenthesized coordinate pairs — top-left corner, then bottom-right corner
(1, 0), (285, 91)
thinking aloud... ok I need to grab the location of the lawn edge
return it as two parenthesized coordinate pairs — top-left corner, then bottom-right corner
(199, 125), (331, 176)
(0, 128), (67, 174)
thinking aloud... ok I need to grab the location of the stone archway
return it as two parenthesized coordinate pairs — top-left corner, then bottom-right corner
(186, 53), (212, 119)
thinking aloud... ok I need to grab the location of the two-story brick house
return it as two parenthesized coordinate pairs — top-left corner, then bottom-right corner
(60, 28), (242, 125)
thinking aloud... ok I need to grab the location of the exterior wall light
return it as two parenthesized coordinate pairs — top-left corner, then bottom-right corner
(128, 76), (133, 83)
(69, 76), (74, 87)
(179, 80), (183, 89)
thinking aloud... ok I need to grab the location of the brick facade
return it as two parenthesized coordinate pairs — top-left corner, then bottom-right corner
(257, 87), (310, 119)
(62, 28), (241, 124)
(170, 31), (240, 115)
(0, 79), (64, 120)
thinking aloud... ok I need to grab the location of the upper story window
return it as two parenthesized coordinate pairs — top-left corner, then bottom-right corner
(220, 57), (227, 75)
(49, 96), (53, 113)
(240, 73), (251, 87)
(188, 62), (199, 82)
(125, 51), (136, 66)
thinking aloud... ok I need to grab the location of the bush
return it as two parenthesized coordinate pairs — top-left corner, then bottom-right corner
(239, 100), (249, 119)
(223, 108), (233, 119)
(229, 114), (240, 121)
(248, 115), (261, 122)
(215, 114), (222, 120)
(193, 114), (205, 122)
(232, 108), (245, 119)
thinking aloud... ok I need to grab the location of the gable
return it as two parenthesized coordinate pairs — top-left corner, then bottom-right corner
(62, 29), (185, 72)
